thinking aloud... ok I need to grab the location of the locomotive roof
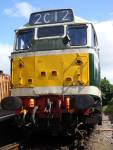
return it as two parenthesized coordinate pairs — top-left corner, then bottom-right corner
(74, 16), (89, 24)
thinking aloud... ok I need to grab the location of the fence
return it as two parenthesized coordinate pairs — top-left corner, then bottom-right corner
(0, 71), (10, 104)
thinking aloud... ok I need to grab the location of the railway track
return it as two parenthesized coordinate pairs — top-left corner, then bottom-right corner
(0, 127), (112, 150)
(0, 143), (19, 150)
(0, 112), (113, 150)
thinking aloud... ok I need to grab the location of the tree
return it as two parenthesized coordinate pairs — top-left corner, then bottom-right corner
(100, 77), (113, 105)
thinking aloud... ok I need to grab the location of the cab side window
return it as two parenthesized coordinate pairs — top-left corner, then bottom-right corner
(91, 27), (98, 48)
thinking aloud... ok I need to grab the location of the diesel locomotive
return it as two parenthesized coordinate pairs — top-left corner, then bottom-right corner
(2, 9), (102, 134)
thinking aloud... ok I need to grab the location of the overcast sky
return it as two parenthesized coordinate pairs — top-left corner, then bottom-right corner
(0, 0), (113, 83)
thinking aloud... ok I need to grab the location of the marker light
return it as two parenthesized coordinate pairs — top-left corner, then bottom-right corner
(29, 98), (35, 107)
(65, 77), (72, 82)
(41, 72), (46, 77)
(65, 97), (70, 112)
(52, 71), (57, 76)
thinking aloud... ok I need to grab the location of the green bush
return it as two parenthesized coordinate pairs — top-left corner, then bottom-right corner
(103, 98), (113, 114)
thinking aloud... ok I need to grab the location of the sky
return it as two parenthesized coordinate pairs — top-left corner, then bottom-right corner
(0, 0), (113, 83)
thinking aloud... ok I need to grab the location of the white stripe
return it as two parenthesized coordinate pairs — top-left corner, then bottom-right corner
(11, 48), (97, 58)
(11, 86), (101, 98)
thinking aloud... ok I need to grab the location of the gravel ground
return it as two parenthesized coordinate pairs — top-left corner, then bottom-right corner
(87, 113), (113, 150)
